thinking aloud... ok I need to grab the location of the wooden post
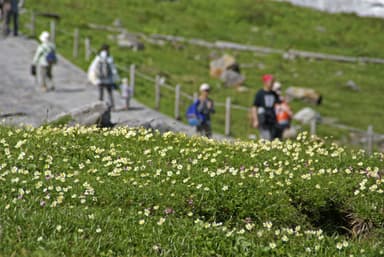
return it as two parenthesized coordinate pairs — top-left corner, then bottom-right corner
(310, 118), (317, 135)
(130, 64), (135, 98)
(367, 125), (373, 155)
(225, 97), (231, 137)
(155, 75), (161, 110)
(85, 37), (91, 61)
(50, 20), (56, 44)
(30, 11), (36, 37)
(175, 84), (181, 120)
(73, 28), (79, 58)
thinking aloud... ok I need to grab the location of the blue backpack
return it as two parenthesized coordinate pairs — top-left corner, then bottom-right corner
(46, 47), (57, 65)
(186, 100), (203, 126)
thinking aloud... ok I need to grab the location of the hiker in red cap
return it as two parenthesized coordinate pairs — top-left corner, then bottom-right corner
(250, 74), (281, 141)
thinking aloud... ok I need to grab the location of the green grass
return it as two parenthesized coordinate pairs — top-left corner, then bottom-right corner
(21, 0), (384, 143)
(0, 125), (383, 256)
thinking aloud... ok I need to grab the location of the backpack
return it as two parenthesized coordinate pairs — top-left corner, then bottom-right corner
(98, 58), (112, 81)
(186, 100), (203, 126)
(46, 48), (57, 65)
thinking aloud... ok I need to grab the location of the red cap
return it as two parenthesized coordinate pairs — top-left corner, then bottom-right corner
(262, 74), (274, 84)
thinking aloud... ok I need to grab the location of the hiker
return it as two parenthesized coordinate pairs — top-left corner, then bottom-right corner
(273, 81), (293, 140)
(251, 74), (281, 141)
(88, 44), (119, 109)
(121, 77), (131, 110)
(186, 83), (215, 138)
(195, 83), (215, 138)
(2, 0), (24, 36)
(31, 31), (57, 92)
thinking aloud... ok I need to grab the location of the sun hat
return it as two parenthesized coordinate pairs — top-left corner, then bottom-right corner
(273, 81), (282, 91)
(262, 74), (274, 84)
(39, 31), (50, 43)
(200, 83), (210, 92)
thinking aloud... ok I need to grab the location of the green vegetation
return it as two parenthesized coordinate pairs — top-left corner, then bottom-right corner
(0, 126), (383, 256)
(21, 0), (384, 142)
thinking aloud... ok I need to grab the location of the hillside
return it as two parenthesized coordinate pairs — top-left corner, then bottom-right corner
(0, 126), (383, 256)
(22, 0), (384, 143)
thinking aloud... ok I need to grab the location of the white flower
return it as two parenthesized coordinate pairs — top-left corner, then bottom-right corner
(157, 218), (166, 226)
(263, 221), (273, 230)
(245, 223), (255, 231)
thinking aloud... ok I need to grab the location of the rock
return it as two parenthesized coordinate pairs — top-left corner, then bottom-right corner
(117, 32), (144, 51)
(293, 107), (321, 124)
(220, 70), (245, 87)
(210, 54), (245, 87)
(210, 54), (237, 78)
(285, 87), (322, 105)
(282, 52), (296, 61)
(345, 80), (361, 91)
(236, 86), (249, 92)
(316, 26), (327, 33)
(283, 125), (299, 139)
(286, 0), (384, 19)
(117, 117), (193, 135)
(49, 101), (112, 127)
(113, 18), (122, 28)
(335, 70), (344, 76)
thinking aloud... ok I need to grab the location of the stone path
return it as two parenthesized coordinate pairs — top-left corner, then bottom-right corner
(0, 36), (223, 138)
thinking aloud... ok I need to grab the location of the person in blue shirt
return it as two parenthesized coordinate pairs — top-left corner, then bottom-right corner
(195, 83), (215, 138)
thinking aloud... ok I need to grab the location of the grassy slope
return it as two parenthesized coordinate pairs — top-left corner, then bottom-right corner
(0, 126), (383, 256)
(22, 0), (384, 141)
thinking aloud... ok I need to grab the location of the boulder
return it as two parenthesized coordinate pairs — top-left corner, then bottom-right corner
(48, 101), (112, 127)
(285, 87), (322, 105)
(345, 80), (361, 91)
(220, 69), (245, 87)
(210, 54), (245, 87)
(113, 18), (122, 28)
(210, 54), (236, 78)
(293, 107), (321, 124)
(117, 117), (193, 134)
(117, 32), (144, 51)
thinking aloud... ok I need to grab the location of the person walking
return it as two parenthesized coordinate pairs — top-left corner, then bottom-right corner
(88, 44), (119, 109)
(195, 83), (215, 138)
(272, 81), (293, 140)
(31, 31), (57, 92)
(2, 0), (24, 36)
(251, 74), (280, 141)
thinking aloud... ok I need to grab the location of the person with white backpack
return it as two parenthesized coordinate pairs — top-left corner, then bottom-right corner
(88, 44), (119, 109)
(31, 31), (57, 92)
